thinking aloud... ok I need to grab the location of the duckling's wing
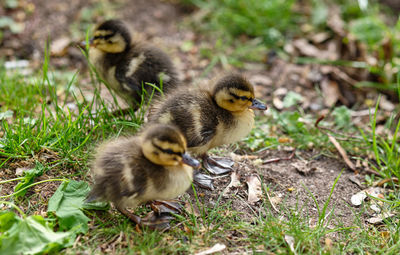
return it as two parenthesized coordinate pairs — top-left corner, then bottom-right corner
(119, 163), (147, 199)
(114, 67), (141, 95)
(189, 124), (216, 147)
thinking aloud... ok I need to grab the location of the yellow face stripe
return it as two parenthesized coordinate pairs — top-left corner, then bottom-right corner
(94, 30), (114, 37)
(93, 33), (126, 53)
(229, 88), (253, 99)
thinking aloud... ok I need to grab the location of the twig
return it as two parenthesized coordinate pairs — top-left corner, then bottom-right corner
(375, 178), (399, 187)
(261, 150), (296, 166)
(363, 168), (383, 177)
(315, 114), (370, 142)
(73, 235), (81, 249)
(315, 115), (325, 128)
(327, 133), (356, 171)
(315, 115), (383, 177)
(265, 188), (279, 213)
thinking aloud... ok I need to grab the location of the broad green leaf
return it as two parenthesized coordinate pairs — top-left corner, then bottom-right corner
(82, 200), (110, 210)
(0, 211), (19, 232)
(282, 91), (303, 108)
(0, 212), (74, 255)
(332, 106), (351, 129)
(47, 180), (108, 234)
(47, 181), (90, 234)
(13, 162), (45, 198)
(350, 17), (386, 49)
(312, 1), (328, 26)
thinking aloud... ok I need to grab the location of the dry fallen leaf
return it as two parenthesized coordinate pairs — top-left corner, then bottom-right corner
(15, 167), (30, 176)
(311, 32), (331, 44)
(367, 212), (395, 224)
(227, 171), (241, 188)
(184, 202), (200, 217)
(4, 60), (30, 69)
(348, 175), (363, 188)
(246, 175), (262, 204)
(229, 152), (258, 161)
(370, 203), (381, 213)
(379, 95), (395, 111)
(291, 161), (317, 176)
(327, 6), (346, 37)
(195, 243), (226, 255)
(320, 78), (340, 107)
(284, 235), (297, 255)
(325, 237), (333, 250)
(222, 171), (241, 197)
(50, 37), (71, 57)
(380, 231), (390, 239)
(350, 187), (383, 206)
(249, 74), (273, 87)
(273, 96), (284, 110)
(278, 137), (292, 143)
(293, 38), (322, 57)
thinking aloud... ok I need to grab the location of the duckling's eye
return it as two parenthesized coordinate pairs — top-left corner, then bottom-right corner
(164, 148), (174, 155)
(230, 93), (240, 100)
(240, 96), (249, 101)
(229, 99), (234, 103)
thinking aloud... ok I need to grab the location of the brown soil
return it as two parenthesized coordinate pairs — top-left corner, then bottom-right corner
(192, 149), (365, 228)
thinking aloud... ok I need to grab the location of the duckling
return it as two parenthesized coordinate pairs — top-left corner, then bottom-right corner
(87, 19), (178, 110)
(149, 74), (266, 185)
(86, 124), (199, 229)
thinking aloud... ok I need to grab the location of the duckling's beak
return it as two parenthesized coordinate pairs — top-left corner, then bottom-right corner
(249, 99), (267, 110)
(182, 153), (200, 169)
(80, 38), (94, 48)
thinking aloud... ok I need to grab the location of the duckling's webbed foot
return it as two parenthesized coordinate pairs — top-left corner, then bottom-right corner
(202, 155), (234, 175)
(116, 206), (142, 225)
(193, 170), (215, 190)
(117, 205), (173, 231)
(192, 155), (234, 190)
(150, 200), (182, 214)
(143, 200), (182, 230)
(141, 211), (174, 231)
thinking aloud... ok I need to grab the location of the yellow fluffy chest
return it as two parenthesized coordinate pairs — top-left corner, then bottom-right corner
(212, 109), (255, 148)
(145, 165), (193, 201)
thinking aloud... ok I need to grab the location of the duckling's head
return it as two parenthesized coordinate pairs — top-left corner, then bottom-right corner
(141, 124), (200, 167)
(90, 19), (131, 53)
(212, 74), (267, 112)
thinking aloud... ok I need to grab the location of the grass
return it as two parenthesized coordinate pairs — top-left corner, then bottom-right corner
(183, 0), (400, 94)
(1, 56), (399, 253)
(2, 55), (400, 253)
(1, 0), (400, 253)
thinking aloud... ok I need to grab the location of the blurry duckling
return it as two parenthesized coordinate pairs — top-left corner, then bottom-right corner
(86, 123), (199, 229)
(87, 19), (178, 111)
(149, 74), (266, 186)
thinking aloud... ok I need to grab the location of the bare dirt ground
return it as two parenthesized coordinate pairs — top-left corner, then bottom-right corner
(1, 0), (369, 228)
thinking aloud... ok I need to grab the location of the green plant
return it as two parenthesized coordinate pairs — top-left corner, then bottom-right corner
(361, 97), (400, 180)
(0, 210), (75, 254)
